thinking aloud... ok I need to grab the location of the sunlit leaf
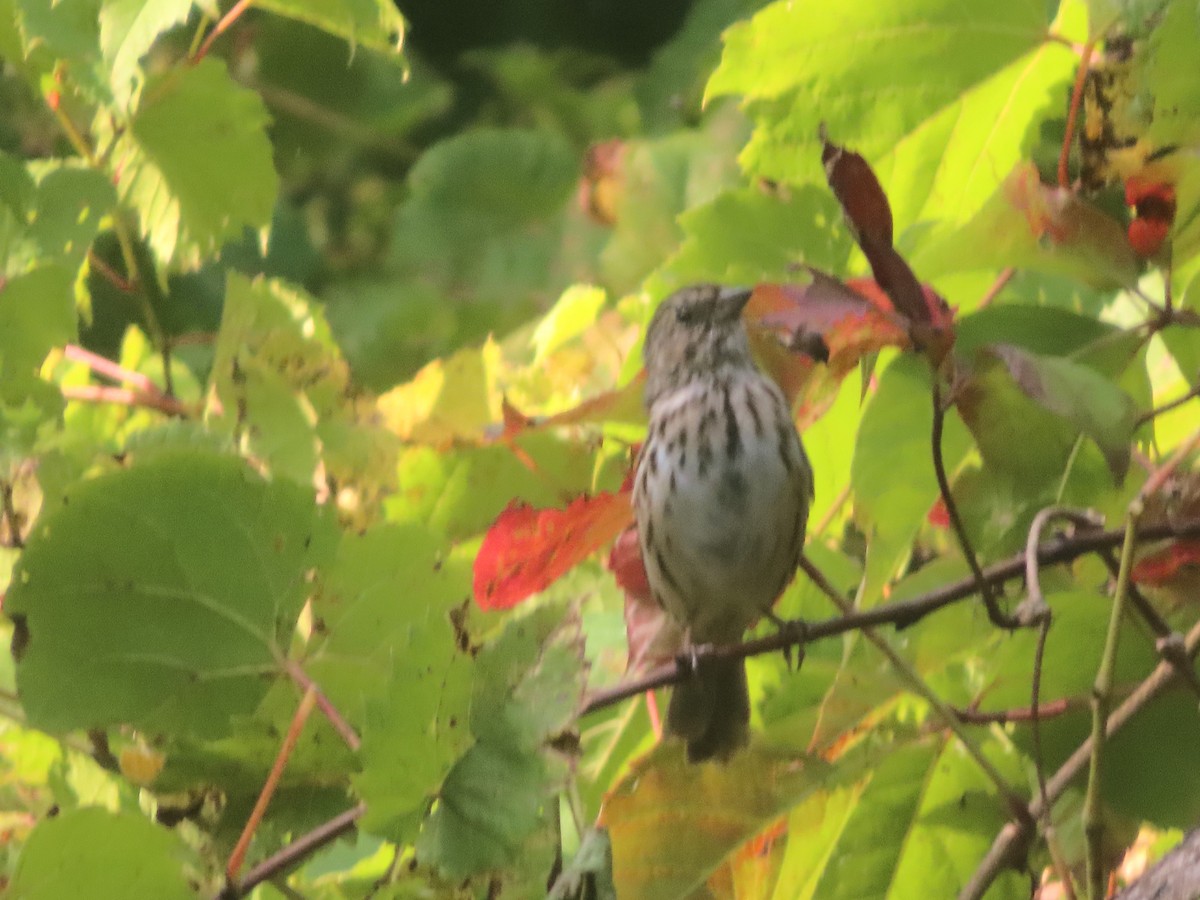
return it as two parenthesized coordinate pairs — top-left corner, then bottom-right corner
(255, 0), (405, 53)
(111, 59), (277, 265)
(532, 284), (607, 364)
(601, 743), (835, 900)
(378, 339), (501, 446)
(663, 184), (854, 285)
(708, 0), (1053, 185)
(805, 736), (1024, 898)
(24, 163), (116, 268)
(851, 355), (972, 595)
(98, 0), (194, 109)
(915, 163), (1141, 288)
(387, 435), (599, 542)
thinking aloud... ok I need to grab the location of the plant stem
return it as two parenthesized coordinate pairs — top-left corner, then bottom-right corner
(1084, 510), (1138, 899)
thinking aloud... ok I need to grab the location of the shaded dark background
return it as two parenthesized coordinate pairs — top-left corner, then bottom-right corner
(394, 0), (695, 63)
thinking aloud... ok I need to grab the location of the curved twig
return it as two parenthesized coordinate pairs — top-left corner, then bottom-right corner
(931, 380), (1019, 629)
(1019, 507), (1104, 625)
(960, 616), (1200, 900)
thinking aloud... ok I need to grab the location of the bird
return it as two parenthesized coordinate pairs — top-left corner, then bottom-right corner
(633, 283), (813, 762)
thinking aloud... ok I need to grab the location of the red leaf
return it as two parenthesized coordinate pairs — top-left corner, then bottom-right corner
(820, 133), (955, 361)
(1131, 540), (1200, 587)
(608, 525), (650, 602)
(821, 133), (893, 248)
(607, 524), (684, 674)
(473, 490), (634, 611)
(927, 495), (950, 529)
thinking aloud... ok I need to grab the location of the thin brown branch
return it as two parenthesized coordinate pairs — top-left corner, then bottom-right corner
(63, 343), (158, 394)
(1059, 40), (1095, 188)
(950, 696), (1082, 725)
(931, 380), (1019, 629)
(87, 249), (136, 293)
(1140, 424), (1200, 502)
(284, 660), (362, 752)
(221, 803), (366, 899)
(977, 267), (1015, 309)
(61, 384), (189, 418)
(1134, 381), (1200, 429)
(193, 0), (255, 63)
(580, 517), (1200, 717)
(960, 617), (1200, 900)
(226, 685), (318, 884)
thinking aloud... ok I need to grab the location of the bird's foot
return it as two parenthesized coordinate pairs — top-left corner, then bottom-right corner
(675, 642), (713, 678)
(764, 611), (807, 671)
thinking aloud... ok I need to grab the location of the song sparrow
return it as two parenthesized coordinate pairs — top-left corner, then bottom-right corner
(634, 284), (813, 762)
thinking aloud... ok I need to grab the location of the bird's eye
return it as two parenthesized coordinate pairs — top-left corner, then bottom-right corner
(675, 302), (708, 325)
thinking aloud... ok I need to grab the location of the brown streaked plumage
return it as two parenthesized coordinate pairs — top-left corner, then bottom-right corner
(634, 284), (812, 763)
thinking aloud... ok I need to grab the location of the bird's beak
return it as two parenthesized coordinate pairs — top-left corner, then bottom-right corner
(717, 286), (754, 314)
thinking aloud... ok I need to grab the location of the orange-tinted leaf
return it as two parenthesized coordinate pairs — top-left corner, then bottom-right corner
(821, 298), (910, 377)
(601, 745), (829, 900)
(1131, 540), (1200, 587)
(473, 491), (634, 611)
(726, 816), (789, 899)
(500, 397), (535, 435)
(750, 271), (889, 330)
(749, 278), (912, 385)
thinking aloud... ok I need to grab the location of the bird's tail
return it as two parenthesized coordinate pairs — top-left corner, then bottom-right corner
(666, 656), (750, 763)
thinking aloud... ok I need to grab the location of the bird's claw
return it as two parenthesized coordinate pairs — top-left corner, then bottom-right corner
(765, 611), (807, 672)
(676, 644), (709, 678)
